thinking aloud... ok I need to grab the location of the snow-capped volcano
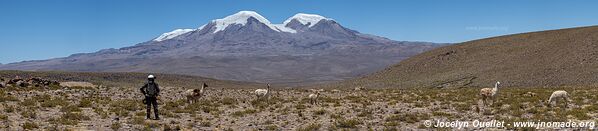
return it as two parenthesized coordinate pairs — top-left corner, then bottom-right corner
(152, 11), (341, 41)
(283, 13), (331, 27)
(154, 29), (195, 41)
(208, 11), (297, 33)
(1, 10), (442, 85)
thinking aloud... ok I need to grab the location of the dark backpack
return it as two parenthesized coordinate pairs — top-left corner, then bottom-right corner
(145, 83), (158, 97)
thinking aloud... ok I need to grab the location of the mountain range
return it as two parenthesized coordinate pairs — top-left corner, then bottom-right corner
(0, 11), (441, 85)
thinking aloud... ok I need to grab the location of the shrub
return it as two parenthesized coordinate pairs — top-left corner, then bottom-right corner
(250, 99), (269, 109)
(265, 125), (278, 130)
(220, 97), (237, 105)
(58, 112), (91, 125)
(108, 99), (142, 117)
(568, 109), (590, 120)
(336, 118), (362, 128)
(432, 111), (452, 117)
(296, 123), (321, 131)
(295, 104), (307, 110)
(40, 97), (69, 108)
(131, 116), (145, 125)
(0, 90), (19, 102)
(357, 109), (373, 117)
(4, 106), (14, 113)
(231, 109), (257, 117)
(20, 110), (37, 119)
(111, 122), (122, 130)
(200, 121), (211, 127)
(21, 99), (37, 107)
(313, 109), (327, 115)
(22, 122), (38, 130)
(61, 105), (82, 113)
(93, 106), (109, 119)
(386, 113), (429, 124)
(0, 114), (7, 121)
(78, 98), (93, 108)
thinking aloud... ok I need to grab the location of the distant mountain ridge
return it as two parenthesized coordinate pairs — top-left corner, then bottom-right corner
(0, 11), (442, 85)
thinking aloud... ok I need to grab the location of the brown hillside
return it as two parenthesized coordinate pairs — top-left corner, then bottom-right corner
(342, 26), (598, 88)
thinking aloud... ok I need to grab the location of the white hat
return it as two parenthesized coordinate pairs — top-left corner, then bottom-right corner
(148, 75), (155, 79)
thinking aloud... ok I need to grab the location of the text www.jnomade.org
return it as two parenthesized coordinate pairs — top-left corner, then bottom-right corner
(424, 120), (595, 129)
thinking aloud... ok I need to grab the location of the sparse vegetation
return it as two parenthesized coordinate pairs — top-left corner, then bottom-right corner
(57, 112), (90, 125)
(335, 118), (362, 128)
(296, 123), (321, 131)
(111, 122), (122, 130)
(22, 122), (38, 130)
(78, 98), (93, 108)
(231, 109), (257, 117)
(0, 114), (7, 121)
(1, 72), (598, 130)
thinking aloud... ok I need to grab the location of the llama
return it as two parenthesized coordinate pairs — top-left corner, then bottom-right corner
(185, 83), (208, 104)
(0, 78), (5, 88)
(308, 90), (321, 105)
(255, 83), (270, 99)
(480, 81), (501, 106)
(547, 90), (570, 107)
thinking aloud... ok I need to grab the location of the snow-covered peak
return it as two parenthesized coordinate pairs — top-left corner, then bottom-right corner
(153, 29), (195, 41)
(211, 11), (296, 33)
(197, 24), (206, 30)
(156, 11), (339, 36)
(283, 13), (331, 27)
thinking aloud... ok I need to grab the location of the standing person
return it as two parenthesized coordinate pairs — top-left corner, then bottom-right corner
(140, 75), (160, 120)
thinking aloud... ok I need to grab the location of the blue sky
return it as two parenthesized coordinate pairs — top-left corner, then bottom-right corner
(0, 0), (597, 64)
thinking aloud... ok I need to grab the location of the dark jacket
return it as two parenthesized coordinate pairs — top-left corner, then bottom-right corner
(140, 81), (160, 97)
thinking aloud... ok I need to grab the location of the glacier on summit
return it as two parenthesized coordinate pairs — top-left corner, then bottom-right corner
(153, 11), (338, 41)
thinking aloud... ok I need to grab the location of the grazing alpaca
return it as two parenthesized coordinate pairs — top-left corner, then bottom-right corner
(331, 89), (340, 93)
(308, 91), (321, 105)
(185, 83), (208, 104)
(354, 86), (366, 91)
(480, 81), (501, 106)
(547, 90), (570, 107)
(255, 83), (270, 99)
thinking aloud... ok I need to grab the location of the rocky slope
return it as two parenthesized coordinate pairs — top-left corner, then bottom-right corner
(339, 26), (598, 88)
(0, 70), (261, 88)
(0, 11), (441, 85)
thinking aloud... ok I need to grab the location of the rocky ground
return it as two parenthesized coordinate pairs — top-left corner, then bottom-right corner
(1, 83), (598, 130)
